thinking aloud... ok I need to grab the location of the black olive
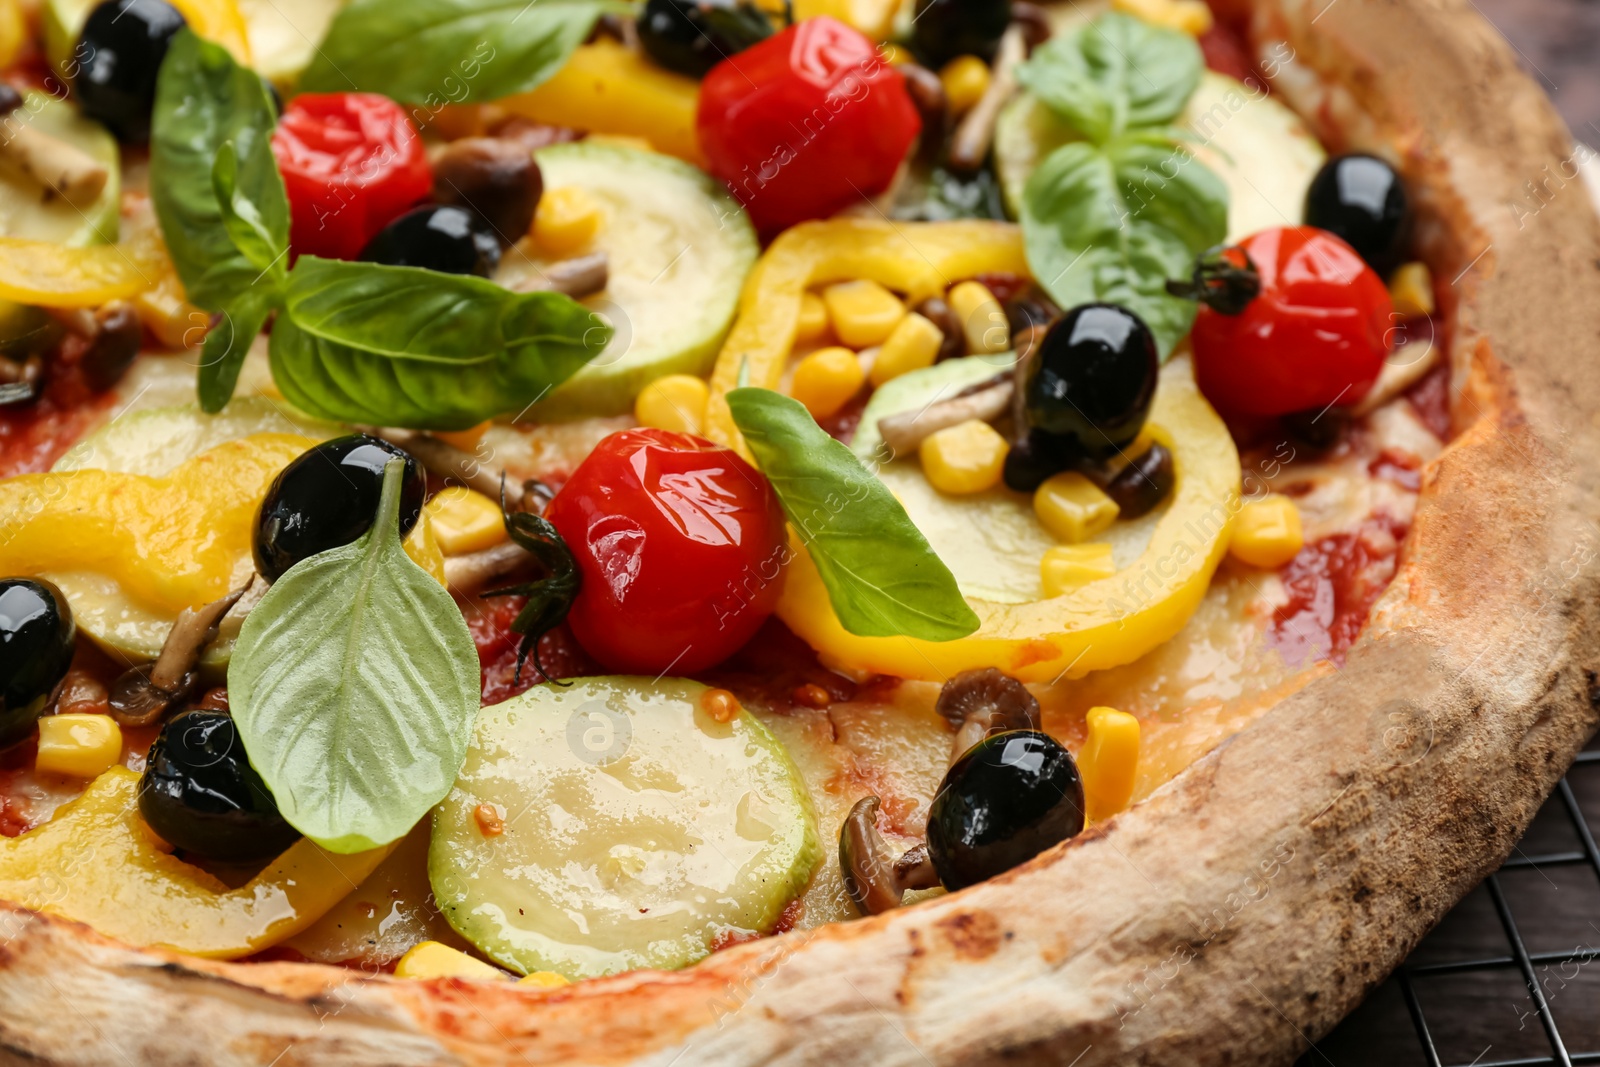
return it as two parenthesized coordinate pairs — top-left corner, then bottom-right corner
(1098, 441), (1174, 519)
(1024, 303), (1157, 461)
(252, 434), (425, 582)
(912, 0), (1012, 69)
(1304, 154), (1409, 275)
(1280, 407), (1346, 454)
(0, 579), (74, 748)
(80, 302), (142, 392)
(358, 205), (502, 277)
(927, 729), (1084, 891)
(1001, 427), (1076, 493)
(433, 138), (544, 243)
(638, 0), (775, 78)
(138, 710), (299, 861)
(73, 0), (187, 143)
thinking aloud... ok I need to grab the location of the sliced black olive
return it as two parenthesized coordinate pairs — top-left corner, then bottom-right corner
(138, 710), (299, 861)
(252, 434), (425, 582)
(1024, 303), (1157, 461)
(1096, 441), (1174, 519)
(433, 138), (544, 244)
(73, 0), (187, 143)
(638, 0), (775, 78)
(927, 729), (1085, 891)
(0, 578), (74, 748)
(1304, 154), (1409, 275)
(358, 204), (502, 277)
(912, 0), (1012, 68)
(1001, 427), (1076, 493)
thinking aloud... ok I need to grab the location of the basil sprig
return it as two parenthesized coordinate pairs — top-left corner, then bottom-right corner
(726, 388), (979, 643)
(300, 0), (622, 105)
(149, 32), (610, 423)
(230, 458), (481, 853)
(1016, 12), (1227, 357)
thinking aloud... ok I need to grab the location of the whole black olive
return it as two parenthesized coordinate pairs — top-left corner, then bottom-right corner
(73, 0), (187, 143)
(433, 138), (543, 242)
(252, 434), (425, 582)
(1304, 154), (1409, 275)
(927, 729), (1085, 891)
(358, 205), (502, 277)
(1098, 441), (1174, 519)
(638, 0), (775, 78)
(1001, 427), (1076, 493)
(1024, 303), (1157, 461)
(138, 710), (299, 861)
(0, 579), (75, 748)
(912, 0), (1012, 69)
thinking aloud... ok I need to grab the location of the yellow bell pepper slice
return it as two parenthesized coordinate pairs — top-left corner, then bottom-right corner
(794, 0), (899, 40)
(169, 0), (253, 64)
(0, 768), (391, 959)
(0, 237), (169, 308)
(704, 218), (1029, 453)
(0, 434), (313, 615)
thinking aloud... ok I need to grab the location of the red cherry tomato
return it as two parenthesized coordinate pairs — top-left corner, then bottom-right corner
(545, 429), (789, 675)
(1191, 226), (1393, 417)
(271, 93), (432, 261)
(696, 17), (921, 235)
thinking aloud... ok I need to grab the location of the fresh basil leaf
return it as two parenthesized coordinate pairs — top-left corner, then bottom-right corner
(230, 458), (480, 853)
(1016, 12), (1201, 144)
(271, 256), (608, 429)
(726, 388), (979, 643)
(211, 141), (288, 286)
(1020, 134), (1227, 358)
(299, 0), (617, 105)
(198, 287), (277, 413)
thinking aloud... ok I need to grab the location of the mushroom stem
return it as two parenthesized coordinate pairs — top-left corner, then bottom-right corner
(0, 116), (109, 210)
(511, 252), (609, 300)
(374, 428), (506, 499)
(875, 375), (1013, 458)
(936, 667), (1042, 766)
(444, 541), (536, 596)
(947, 25), (1026, 174)
(839, 796), (942, 915)
(109, 584), (249, 728)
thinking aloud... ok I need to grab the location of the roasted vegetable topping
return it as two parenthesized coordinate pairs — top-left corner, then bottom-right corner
(432, 137), (544, 243)
(74, 0), (186, 142)
(0, 578), (74, 747)
(359, 204), (503, 278)
(1024, 303), (1158, 461)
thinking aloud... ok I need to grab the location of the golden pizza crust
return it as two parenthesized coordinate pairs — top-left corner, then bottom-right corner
(3, 1), (1599, 1063)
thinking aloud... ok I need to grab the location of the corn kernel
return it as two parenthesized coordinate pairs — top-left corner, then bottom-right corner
(634, 373), (710, 435)
(434, 421), (491, 453)
(403, 511), (447, 585)
(584, 133), (655, 153)
(878, 42), (908, 65)
(1111, 0), (1213, 35)
(796, 291), (831, 344)
(518, 971), (572, 989)
(870, 312), (944, 386)
(940, 56), (991, 117)
(946, 280), (1010, 355)
(425, 486), (507, 556)
(1034, 472), (1119, 543)
(1079, 706), (1141, 822)
(534, 186), (603, 255)
(1389, 261), (1435, 319)
(790, 346), (865, 419)
(35, 714), (121, 778)
(822, 279), (905, 348)
(395, 941), (507, 981)
(1040, 543), (1117, 597)
(919, 419), (1009, 495)
(1229, 494), (1304, 569)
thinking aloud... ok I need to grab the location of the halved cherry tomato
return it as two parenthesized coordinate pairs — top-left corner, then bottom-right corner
(545, 429), (788, 675)
(1190, 226), (1393, 417)
(271, 93), (432, 261)
(696, 16), (921, 236)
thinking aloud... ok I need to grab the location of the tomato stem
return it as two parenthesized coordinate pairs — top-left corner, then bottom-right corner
(1165, 244), (1261, 316)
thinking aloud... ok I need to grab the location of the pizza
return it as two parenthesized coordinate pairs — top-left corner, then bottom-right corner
(0, 0), (1591, 1062)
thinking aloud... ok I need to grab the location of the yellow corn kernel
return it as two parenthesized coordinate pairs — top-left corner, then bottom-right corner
(1389, 261), (1435, 319)
(790, 347), (865, 420)
(434, 421), (491, 453)
(1111, 0), (1213, 35)
(822, 279), (905, 348)
(635, 373), (710, 435)
(1034, 472), (1119, 543)
(425, 487), (507, 556)
(878, 42), (909, 65)
(534, 186), (603, 255)
(518, 971), (572, 989)
(870, 312), (944, 387)
(1229, 494), (1304, 569)
(403, 511), (447, 584)
(584, 133), (655, 154)
(1040, 543), (1117, 597)
(395, 941), (507, 981)
(1079, 706), (1141, 822)
(940, 56), (991, 117)
(919, 419), (1009, 495)
(35, 714), (122, 778)
(796, 291), (831, 344)
(946, 280), (1010, 355)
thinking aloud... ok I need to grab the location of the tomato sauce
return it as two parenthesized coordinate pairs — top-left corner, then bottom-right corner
(1268, 514), (1408, 667)
(467, 594), (596, 706)
(0, 335), (118, 477)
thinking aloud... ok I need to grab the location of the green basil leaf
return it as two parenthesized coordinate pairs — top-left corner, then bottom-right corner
(198, 287), (277, 413)
(230, 458), (480, 853)
(1020, 134), (1227, 358)
(211, 141), (288, 286)
(299, 0), (617, 105)
(726, 388), (979, 643)
(271, 256), (608, 429)
(1016, 12), (1202, 143)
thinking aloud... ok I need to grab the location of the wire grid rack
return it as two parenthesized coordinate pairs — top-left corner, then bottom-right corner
(1303, 740), (1600, 1066)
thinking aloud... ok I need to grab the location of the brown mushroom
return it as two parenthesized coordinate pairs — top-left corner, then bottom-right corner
(875, 374), (1013, 458)
(1010, 1), (1053, 51)
(914, 296), (966, 363)
(896, 63), (948, 161)
(108, 585), (248, 727)
(509, 252), (609, 300)
(839, 796), (941, 915)
(367, 428), (553, 514)
(433, 137), (544, 243)
(80, 302), (142, 392)
(948, 25), (1027, 174)
(443, 540), (537, 596)
(0, 85), (111, 210)
(935, 667), (1041, 765)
